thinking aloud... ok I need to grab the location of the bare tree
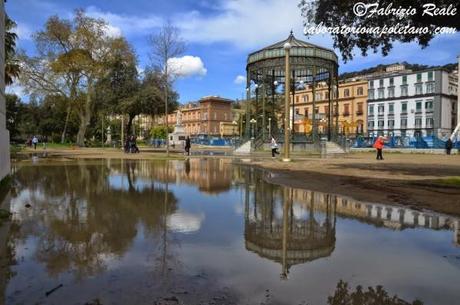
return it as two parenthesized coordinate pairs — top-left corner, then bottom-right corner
(149, 21), (185, 156)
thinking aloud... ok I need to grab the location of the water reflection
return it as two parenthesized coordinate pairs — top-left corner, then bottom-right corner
(1, 158), (459, 305)
(243, 176), (336, 279)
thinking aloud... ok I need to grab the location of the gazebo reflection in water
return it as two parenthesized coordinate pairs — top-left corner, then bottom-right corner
(244, 179), (337, 279)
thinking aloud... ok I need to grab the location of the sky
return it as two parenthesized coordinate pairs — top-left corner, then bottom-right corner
(6, 0), (460, 104)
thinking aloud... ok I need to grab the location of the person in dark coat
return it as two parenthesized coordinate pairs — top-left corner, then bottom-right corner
(446, 138), (453, 155)
(185, 136), (191, 156)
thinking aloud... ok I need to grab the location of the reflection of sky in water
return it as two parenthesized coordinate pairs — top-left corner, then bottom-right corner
(3, 160), (460, 305)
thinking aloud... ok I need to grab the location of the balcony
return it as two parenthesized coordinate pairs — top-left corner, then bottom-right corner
(356, 110), (363, 116)
(343, 112), (350, 117)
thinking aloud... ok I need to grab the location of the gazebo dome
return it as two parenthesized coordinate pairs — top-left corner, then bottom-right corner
(247, 31), (338, 67)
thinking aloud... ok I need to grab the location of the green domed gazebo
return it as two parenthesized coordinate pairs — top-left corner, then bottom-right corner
(245, 32), (339, 142)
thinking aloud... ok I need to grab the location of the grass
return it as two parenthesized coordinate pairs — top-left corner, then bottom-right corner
(434, 177), (460, 187)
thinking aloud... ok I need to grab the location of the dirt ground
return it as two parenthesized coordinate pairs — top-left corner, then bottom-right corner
(17, 148), (460, 216)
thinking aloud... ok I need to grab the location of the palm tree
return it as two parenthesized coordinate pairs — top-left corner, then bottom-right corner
(5, 14), (20, 85)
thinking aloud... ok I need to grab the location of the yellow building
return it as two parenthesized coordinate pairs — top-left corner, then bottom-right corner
(292, 80), (368, 136)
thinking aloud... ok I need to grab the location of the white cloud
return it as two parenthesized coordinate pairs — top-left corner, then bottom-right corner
(234, 75), (246, 85)
(173, 0), (313, 50)
(103, 24), (122, 38)
(14, 23), (33, 41)
(167, 55), (207, 78)
(86, 6), (163, 36)
(6, 84), (26, 98)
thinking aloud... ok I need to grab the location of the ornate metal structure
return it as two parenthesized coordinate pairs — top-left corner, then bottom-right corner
(243, 169), (336, 279)
(245, 32), (339, 142)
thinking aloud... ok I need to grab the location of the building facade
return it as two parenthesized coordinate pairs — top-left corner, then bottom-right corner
(0, 0), (9, 182)
(162, 96), (234, 137)
(292, 80), (368, 136)
(367, 69), (458, 138)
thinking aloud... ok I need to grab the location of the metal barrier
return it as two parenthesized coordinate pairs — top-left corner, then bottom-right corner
(352, 135), (460, 149)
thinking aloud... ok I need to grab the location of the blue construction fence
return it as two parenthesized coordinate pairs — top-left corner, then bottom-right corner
(353, 135), (460, 149)
(149, 136), (237, 147)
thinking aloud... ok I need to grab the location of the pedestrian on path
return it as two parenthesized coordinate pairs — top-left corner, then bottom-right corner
(446, 138), (453, 155)
(271, 137), (280, 158)
(185, 136), (191, 156)
(32, 136), (38, 150)
(373, 136), (385, 160)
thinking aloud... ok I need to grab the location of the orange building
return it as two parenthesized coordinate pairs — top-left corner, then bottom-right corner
(163, 96), (234, 136)
(292, 80), (368, 135)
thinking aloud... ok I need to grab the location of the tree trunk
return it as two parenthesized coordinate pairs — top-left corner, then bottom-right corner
(76, 80), (93, 147)
(126, 113), (135, 137)
(61, 102), (72, 144)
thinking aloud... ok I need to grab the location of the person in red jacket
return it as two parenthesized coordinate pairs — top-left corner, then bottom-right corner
(373, 136), (385, 160)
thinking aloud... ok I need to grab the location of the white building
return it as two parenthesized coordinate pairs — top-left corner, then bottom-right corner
(367, 69), (458, 138)
(0, 0), (10, 183)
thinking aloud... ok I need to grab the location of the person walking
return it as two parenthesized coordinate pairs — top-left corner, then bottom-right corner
(42, 135), (48, 150)
(32, 135), (39, 150)
(185, 136), (191, 156)
(373, 136), (385, 160)
(271, 137), (280, 158)
(446, 138), (453, 155)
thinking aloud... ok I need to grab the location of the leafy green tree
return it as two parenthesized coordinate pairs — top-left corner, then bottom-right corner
(5, 15), (20, 85)
(299, 0), (460, 62)
(20, 10), (133, 146)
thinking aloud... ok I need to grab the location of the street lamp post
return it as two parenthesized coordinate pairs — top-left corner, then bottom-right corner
(245, 87), (251, 139)
(268, 117), (272, 138)
(250, 118), (257, 139)
(283, 42), (291, 162)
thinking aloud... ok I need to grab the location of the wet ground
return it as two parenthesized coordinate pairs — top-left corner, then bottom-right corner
(1, 158), (460, 305)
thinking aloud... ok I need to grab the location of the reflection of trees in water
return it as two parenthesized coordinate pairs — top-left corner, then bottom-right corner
(328, 280), (423, 305)
(11, 160), (178, 279)
(243, 167), (336, 279)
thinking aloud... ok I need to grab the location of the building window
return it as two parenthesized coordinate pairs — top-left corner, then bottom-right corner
(417, 73), (422, 82)
(295, 108), (299, 115)
(357, 102), (363, 115)
(295, 96), (299, 103)
(415, 83), (423, 95)
(428, 71), (433, 81)
(378, 88), (384, 99)
(378, 120), (384, 128)
(388, 87), (395, 98)
(389, 78), (394, 86)
(402, 75), (407, 84)
(425, 100), (433, 112)
(415, 117), (422, 128)
(325, 106), (329, 114)
(369, 105), (374, 115)
(315, 92), (321, 100)
(401, 85), (408, 96)
(302, 95), (308, 102)
(315, 107), (319, 114)
(379, 79), (384, 87)
(378, 104), (384, 114)
(357, 87), (363, 95)
(416, 101), (422, 112)
(388, 120), (395, 128)
(344, 104), (350, 116)
(401, 102), (407, 113)
(368, 121), (375, 129)
(389, 103), (394, 114)
(400, 118), (407, 128)
(325, 92), (329, 99)
(304, 108), (309, 117)
(426, 117), (434, 128)
(344, 89), (350, 97)
(368, 89), (375, 100)
(426, 82), (435, 93)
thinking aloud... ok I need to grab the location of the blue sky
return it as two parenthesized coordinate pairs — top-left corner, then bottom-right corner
(6, 0), (460, 103)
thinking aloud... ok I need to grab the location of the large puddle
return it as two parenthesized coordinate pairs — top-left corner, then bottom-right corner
(1, 158), (459, 305)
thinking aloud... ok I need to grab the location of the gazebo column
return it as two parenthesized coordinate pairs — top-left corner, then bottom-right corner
(312, 65), (318, 141)
(335, 74), (339, 139)
(328, 73), (332, 141)
(245, 75), (251, 138)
